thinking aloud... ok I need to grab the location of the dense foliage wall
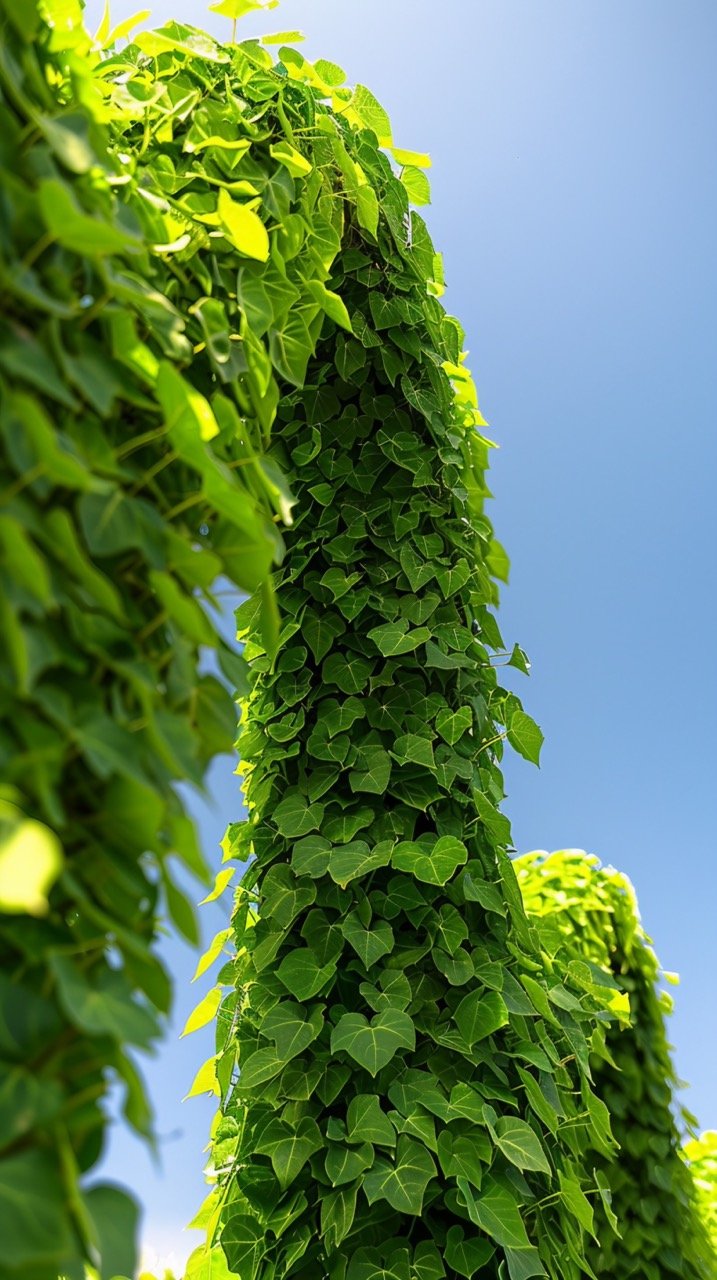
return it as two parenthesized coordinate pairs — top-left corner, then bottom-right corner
(517, 850), (716, 1279)
(0, 3), (349, 1275)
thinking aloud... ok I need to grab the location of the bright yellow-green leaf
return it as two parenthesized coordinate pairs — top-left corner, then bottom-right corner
(156, 362), (220, 445)
(185, 137), (251, 156)
(93, 0), (111, 43)
(400, 166), (431, 206)
(192, 928), (233, 982)
(185, 1055), (220, 1099)
(105, 9), (150, 44)
(184, 1243), (234, 1280)
(210, 0), (277, 19)
(262, 30), (305, 44)
(350, 84), (392, 144)
(269, 141), (312, 178)
(0, 803), (63, 916)
(199, 869), (236, 907)
(181, 987), (222, 1037)
(391, 146), (432, 169)
(217, 189), (269, 262)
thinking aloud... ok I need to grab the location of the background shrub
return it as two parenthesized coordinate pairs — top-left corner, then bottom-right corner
(517, 849), (716, 1279)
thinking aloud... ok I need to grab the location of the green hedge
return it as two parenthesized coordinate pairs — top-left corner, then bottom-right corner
(517, 850), (716, 1279)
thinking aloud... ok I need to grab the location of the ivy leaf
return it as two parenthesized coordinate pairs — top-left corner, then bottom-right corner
(458, 1174), (531, 1249)
(261, 864), (316, 927)
(323, 807), (374, 843)
(329, 840), (393, 888)
(508, 643), (531, 675)
(217, 189), (269, 261)
(50, 956), (158, 1047)
(392, 836), (468, 886)
(391, 733), (435, 770)
(444, 1226), (494, 1279)
(331, 1009), (415, 1076)
(308, 279), (353, 331)
(185, 1245), (234, 1280)
(362, 1136), (436, 1215)
(435, 706), (472, 745)
(486, 537), (510, 583)
(237, 1046), (285, 1089)
(400, 166), (431, 206)
(270, 140), (313, 178)
(558, 1171), (594, 1233)
(269, 312), (315, 387)
(322, 652), (373, 694)
(504, 1248), (547, 1280)
(341, 911), (394, 967)
(276, 948), (335, 1000)
(38, 179), (139, 255)
(273, 795), (325, 838)
(346, 1094), (396, 1147)
(259, 1001), (324, 1062)
(325, 1140), (374, 1187)
(291, 835), (331, 877)
(367, 620), (431, 656)
(254, 1116), (323, 1188)
(181, 987), (222, 1038)
(83, 1184), (140, 1280)
(489, 1115), (551, 1175)
(436, 1130), (485, 1188)
(507, 711), (544, 765)
(221, 1214), (266, 1279)
(349, 746), (392, 794)
(321, 1182), (358, 1250)
(453, 990), (509, 1047)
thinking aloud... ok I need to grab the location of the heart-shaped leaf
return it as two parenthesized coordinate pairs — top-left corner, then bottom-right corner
(331, 1009), (415, 1076)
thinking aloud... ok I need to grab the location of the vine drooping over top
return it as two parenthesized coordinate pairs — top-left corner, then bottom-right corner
(517, 850), (717, 1279)
(165, 28), (629, 1280)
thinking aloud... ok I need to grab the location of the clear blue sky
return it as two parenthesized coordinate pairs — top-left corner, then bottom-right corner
(84, 0), (717, 1266)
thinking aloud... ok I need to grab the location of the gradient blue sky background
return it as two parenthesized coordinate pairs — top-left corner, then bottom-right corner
(83, 0), (717, 1266)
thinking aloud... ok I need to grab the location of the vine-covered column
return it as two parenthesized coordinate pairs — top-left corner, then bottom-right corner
(517, 850), (716, 1280)
(202, 65), (620, 1280)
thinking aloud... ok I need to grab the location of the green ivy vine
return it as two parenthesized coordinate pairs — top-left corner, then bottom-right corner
(517, 850), (716, 1279)
(163, 32), (636, 1280)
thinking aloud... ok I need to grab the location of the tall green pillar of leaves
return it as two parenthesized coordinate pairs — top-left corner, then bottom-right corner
(517, 850), (716, 1279)
(186, 38), (626, 1280)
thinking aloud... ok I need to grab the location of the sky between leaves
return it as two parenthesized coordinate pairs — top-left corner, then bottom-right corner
(82, 0), (717, 1265)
